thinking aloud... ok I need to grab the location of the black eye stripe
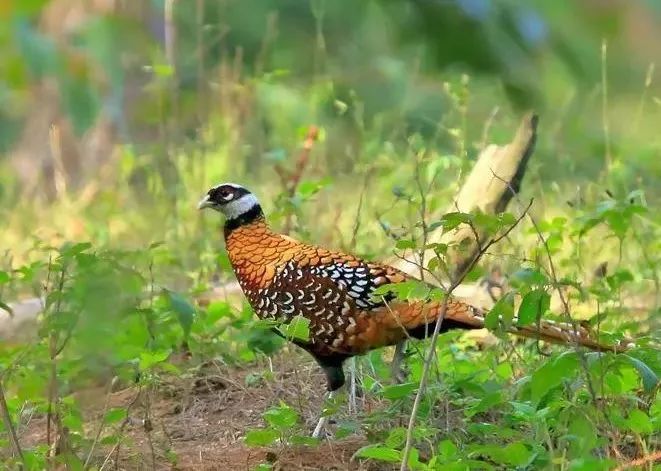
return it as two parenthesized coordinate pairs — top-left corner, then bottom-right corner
(207, 184), (249, 204)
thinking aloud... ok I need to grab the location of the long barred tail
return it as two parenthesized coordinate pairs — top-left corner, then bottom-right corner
(439, 300), (634, 353)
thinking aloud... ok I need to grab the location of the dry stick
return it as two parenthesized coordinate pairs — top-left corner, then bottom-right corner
(0, 379), (24, 464)
(399, 201), (532, 471)
(275, 125), (319, 234)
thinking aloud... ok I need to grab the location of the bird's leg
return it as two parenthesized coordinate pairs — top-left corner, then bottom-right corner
(312, 390), (336, 438)
(391, 340), (408, 383)
(311, 356), (347, 438)
(348, 357), (357, 414)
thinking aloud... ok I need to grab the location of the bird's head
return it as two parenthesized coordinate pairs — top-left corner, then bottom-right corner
(198, 183), (262, 221)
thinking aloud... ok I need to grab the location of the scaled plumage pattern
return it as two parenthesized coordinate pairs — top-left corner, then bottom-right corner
(199, 183), (628, 399)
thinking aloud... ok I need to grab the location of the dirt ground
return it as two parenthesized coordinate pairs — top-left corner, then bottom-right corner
(19, 353), (389, 470)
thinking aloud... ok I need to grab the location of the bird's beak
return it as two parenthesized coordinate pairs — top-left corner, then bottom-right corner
(197, 195), (213, 210)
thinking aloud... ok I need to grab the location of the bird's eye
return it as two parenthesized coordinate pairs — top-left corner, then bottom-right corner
(220, 189), (233, 200)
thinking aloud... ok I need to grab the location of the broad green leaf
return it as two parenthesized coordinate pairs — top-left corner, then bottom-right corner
(625, 409), (653, 435)
(517, 289), (550, 326)
(281, 315), (310, 341)
(0, 271), (10, 284)
(439, 212), (473, 231)
(484, 292), (514, 330)
(354, 445), (401, 463)
(471, 442), (533, 467)
(437, 439), (458, 461)
(139, 350), (170, 370)
(622, 354), (659, 393)
(103, 408), (127, 424)
(395, 239), (416, 250)
(164, 290), (196, 339)
(263, 404), (298, 430)
(381, 382), (417, 400)
(244, 428), (279, 447)
(510, 267), (548, 287)
(385, 427), (407, 448)
(530, 351), (579, 402)
(567, 413), (597, 455)
(289, 435), (319, 446)
(372, 280), (429, 301)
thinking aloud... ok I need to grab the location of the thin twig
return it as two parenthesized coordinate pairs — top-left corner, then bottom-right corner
(84, 377), (117, 468)
(99, 387), (143, 471)
(400, 201), (532, 470)
(0, 379), (24, 464)
(47, 264), (67, 454)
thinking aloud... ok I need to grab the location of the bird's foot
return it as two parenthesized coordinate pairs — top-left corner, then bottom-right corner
(311, 390), (336, 438)
(312, 415), (329, 439)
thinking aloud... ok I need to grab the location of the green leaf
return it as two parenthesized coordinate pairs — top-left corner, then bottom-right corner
(139, 350), (170, 370)
(381, 382), (417, 400)
(0, 271), (10, 284)
(437, 439), (458, 461)
(354, 445), (401, 463)
(372, 282), (407, 297)
(625, 409), (653, 435)
(530, 351), (579, 402)
(439, 212), (473, 231)
(622, 354), (659, 393)
(385, 427), (407, 448)
(510, 267), (548, 287)
(263, 404), (298, 430)
(103, 408), (127, 424)
(471, 442), (533, 467)
(395, 239), (416, 250)
(281, 315), (310, 342)
(517, 289), (550, 326)
(164, 290), (196, 339)
(289, 435), (319, 446)
(244, 428), (279, 447)
(484, 292), (514, 330)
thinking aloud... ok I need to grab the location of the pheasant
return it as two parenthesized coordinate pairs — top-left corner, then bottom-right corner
(198, 183), (630, 436)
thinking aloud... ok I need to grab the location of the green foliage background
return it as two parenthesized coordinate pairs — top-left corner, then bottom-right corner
(0, 1), (659, 469)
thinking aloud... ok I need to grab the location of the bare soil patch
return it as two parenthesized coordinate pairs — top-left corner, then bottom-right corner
(18, 352), (390, 470)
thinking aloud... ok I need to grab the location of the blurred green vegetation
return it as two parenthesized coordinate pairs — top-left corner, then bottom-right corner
(0, 1), (659, 469)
